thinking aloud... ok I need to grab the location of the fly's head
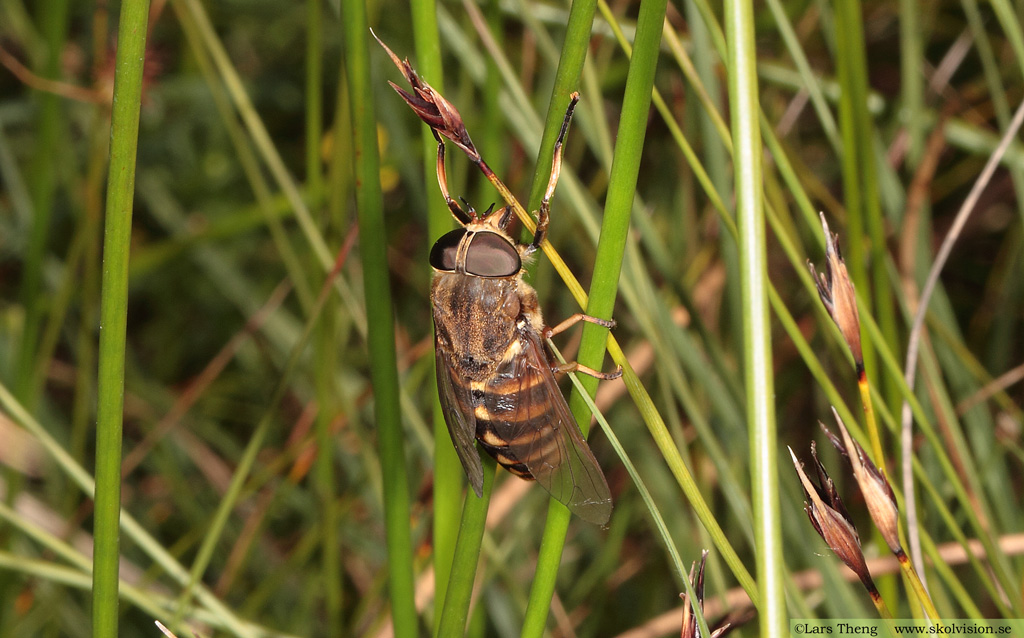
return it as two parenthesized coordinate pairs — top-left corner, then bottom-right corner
(429, 203), (527, 280)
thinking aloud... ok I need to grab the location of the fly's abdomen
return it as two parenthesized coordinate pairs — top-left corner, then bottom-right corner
(471, 371), (563, 482)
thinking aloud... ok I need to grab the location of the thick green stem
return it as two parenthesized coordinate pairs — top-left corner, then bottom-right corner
(435, 460), (496, 637)
(93, 2), (151, 637)
(724, 0), (785, 636)
(340, 5), (417, 637)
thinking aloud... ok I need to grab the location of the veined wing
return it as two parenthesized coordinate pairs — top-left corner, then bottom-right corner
(477, 329), (612, 526)
(435, 340), (484, 496)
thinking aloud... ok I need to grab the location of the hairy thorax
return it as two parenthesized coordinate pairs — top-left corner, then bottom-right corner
(431, 272), (542, 380)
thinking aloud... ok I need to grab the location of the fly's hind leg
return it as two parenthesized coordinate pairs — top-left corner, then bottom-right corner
(545, 312), (621, 379)
(527, 93), (580, 255)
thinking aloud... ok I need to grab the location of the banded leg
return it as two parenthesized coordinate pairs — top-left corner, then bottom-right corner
(553, 360), (623, 380)
(528, 92), (580, 254)
(545, 312), (620, 379)
(544, 312), (616, 339)
(434, 132), (473, 225)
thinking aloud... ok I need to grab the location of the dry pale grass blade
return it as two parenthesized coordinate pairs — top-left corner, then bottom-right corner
(956, 362), (1024, 414)
(0, 414), (46, 478)
(900, 97), (1024, 575)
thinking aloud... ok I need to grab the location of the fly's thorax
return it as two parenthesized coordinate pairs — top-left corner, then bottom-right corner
(514, 277), (543, 335)
(431, 273), (523, 379)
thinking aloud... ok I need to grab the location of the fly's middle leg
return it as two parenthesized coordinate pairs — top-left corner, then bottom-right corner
(545, 313), (616, 339)
(553, 361), (623, 381)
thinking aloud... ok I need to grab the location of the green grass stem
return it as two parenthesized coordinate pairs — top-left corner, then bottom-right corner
(306, 1), (343, 631)
(92, 2), (151, 636)
(340, 6), (417, 637)
(435, 459), (496, 637)
(305, 0), (323, 205)
(524, 0), (598, 212)
(724, 1), (785, 636)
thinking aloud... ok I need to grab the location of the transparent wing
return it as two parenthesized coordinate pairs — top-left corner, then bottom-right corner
(435, 341), (484, 496)
(481, 331), (612, 525)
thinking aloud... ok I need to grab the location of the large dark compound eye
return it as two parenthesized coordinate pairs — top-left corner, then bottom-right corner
(429, 229), (467, 272)
(465, 232), (521, 277)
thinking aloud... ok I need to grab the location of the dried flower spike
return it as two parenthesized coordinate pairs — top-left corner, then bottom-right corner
(790, 445), (876, 592)
(822, 407), (902, 556)
(371, 29), (480, 163)
(808, 213), (864, 370)
(679, 550), (730, 638)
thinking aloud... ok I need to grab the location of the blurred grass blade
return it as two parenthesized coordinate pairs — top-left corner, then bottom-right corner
(306, 0), (343, 630)
(340, 6), (418, 637)
(92, 2), (151, 637)
(14, 0), (71, 408)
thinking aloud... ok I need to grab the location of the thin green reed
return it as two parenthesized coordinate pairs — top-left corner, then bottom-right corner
(724, 0), (785, 636)
(405, 0), (465, 623)
(306, 0), (323, 205)
(93, 1), (151, 637)
(521, 0), (669, 633)
(340, 4), (418, 637)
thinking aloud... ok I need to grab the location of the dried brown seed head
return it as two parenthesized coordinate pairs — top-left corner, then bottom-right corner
(679, 550), (730, 638)
(372, 30), (480, 162)
(823, 407), (902, 555)
(790, 446), (875, 590)
(808, 213), (863, 368)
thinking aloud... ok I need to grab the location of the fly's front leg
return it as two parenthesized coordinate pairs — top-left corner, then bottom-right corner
(528, 92), (580, 255)
(434, 131), (473, 225)
(545, 312), (621, 379)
